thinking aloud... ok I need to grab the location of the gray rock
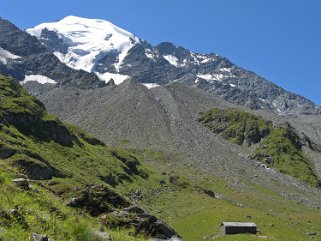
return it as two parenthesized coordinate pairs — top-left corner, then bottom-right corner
(204, 189), (215, 198)
(31, 233), (54, 241)
(12, 178), (30, 189)
(94, 231), (112, 241)
(306, 231), (316, 236)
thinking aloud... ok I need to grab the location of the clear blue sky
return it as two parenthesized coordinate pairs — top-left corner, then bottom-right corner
(1, 0), (321, 105)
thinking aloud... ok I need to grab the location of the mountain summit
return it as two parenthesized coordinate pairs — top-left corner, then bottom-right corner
(27, 16), (140, 84)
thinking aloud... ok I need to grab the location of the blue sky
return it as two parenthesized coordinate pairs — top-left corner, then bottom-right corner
(1, 0), (321, 105)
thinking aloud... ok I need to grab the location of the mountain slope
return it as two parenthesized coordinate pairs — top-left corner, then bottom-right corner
(5, 74), (321, 241)
(0, 74), (182, 240)
(39, 79), (321, 198)
(37, 79), (321, 241)
(27, 16), (321, 115)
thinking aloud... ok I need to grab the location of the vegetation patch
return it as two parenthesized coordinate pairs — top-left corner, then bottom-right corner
(199, 108), (321, 187)
(253, 126), (321, 187)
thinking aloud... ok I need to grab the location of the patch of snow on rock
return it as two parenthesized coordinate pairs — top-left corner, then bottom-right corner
(0, 47), (20, 65)
(220, 67), (232, 72)
(163, 55), (179, 67)
(96, 72), (130, 85)
(197, 72), (233, 82)
(145, 49), (158, 61)
(21, 75), (56, 85)
(190, 53), (200, 65)
(143, 83), (160, 89)
(196, 74), (213, 81)
(201, 58), (212, 64)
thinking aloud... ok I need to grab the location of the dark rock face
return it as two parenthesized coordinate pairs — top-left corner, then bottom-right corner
(0, 18), (46, 56)
(0, 144), (16, 159)
(37, 28), (69, 54)
(204, 189), (215, 198)
(3, 112), (79, 147)
(120, 41), (320, 115)
(12, 158), (66, 180)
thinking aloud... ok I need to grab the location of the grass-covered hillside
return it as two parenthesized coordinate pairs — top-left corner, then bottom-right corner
(0, 75), (177, 241)
(199, 108), (321, 187)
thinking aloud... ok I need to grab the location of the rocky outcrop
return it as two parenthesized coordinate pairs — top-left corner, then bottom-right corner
(0, 143), (16, 159)
(67, 185), (130, 216)
(0, 18), (46, 56)
(12, 158), (66, 180)
(3, 112), (80, 147)
(101, 210), (179, 240)
(67, 185), (181, 239)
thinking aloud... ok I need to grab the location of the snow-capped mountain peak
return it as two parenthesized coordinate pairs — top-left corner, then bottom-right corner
(22, 16), (320, 115)
(27, 16), (140, 77)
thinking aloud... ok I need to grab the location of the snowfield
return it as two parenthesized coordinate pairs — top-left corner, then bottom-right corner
(21, 75), (57, 85)
(27, 16), (140, 73)
(0, 47), (20, 65)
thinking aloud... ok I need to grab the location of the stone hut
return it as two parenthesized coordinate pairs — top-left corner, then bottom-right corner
(220, 222), (257, 235)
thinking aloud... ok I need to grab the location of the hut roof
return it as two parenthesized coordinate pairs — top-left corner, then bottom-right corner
(221, 222), (256, 227)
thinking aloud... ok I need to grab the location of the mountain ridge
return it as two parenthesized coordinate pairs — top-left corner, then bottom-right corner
(24, 15), (321, 115)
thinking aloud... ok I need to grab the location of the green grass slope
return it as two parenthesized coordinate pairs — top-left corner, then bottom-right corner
(199, 108), (321, 187)
(0, 163), (145, 241)
(135, 150), (321, 241)
(0, 75), (156, 240)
